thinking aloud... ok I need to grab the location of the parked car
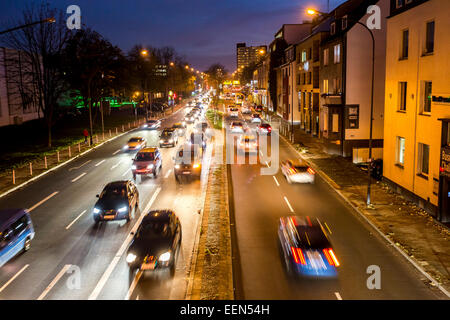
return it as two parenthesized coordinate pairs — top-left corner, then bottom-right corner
(132, 147), (162, 181)
(0, 209), (34, 268)
(92, 181), (139, 223)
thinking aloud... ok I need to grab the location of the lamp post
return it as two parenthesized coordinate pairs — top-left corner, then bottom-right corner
(307, 8), (376, 206)
(0, 17), (55, 35)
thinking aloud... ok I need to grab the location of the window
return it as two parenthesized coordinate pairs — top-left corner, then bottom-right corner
(422, 81), (432, 113)
(323, 79), (329, 94)
(308, 48), (312, 60)
(447, 125), (450, 146)
(396, 137), (406, 166)
(398, 82), (407, 111)
(418, 143), (430, 175)
(323, 48), (329, 66)
(302, 50), (307, 62)
(332, 114), (339, 132)
(330, 22), (336, 35)
(334, 44), (341, 63)
(298, 92), (302, 111)
(425, 21), (435, 54)
(342, 16), (348, 30)
(396, 0), (404, 8)
(307, 72), (312, 84)
(401, 29), (409, 59)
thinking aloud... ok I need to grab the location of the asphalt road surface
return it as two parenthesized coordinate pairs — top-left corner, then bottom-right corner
(0, 102), (212, 300)
(226, 104), (446, 300)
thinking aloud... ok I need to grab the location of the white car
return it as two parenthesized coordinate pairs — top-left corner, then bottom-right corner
(241, 106), (251, 114)
(230, 121), (244, 133)
(280, 160), (315, 184)
(251, 114), (262, 123)
(237, 135), (258, 154)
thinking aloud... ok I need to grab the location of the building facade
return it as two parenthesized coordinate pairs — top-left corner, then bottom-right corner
(236, 43), (267, 71)
(383, 0), (450, 221)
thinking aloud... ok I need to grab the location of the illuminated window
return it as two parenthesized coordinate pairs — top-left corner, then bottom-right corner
(334, 44), (341, 63)
(422, 81), (432, 113)
(323, 79), (329, 94)
(323, 48), (329, 66)
(330, 22), (336, 35)
(418, 143), (430, 175)
(302, 50), (307, 62)
(396, 137), (406, 166)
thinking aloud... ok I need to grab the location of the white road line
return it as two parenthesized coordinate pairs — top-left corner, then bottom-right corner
(125, 271), (143, 300)
(325, 222), (332, 234)
(164, 169), (172, 179)
(111, 159), (123, 170)
(284, 196), (295, 213)
(71, 172), (86, 183)
(273, 176), (280, 187)
(122, 168), (131, 177)
(112, 149), (121, 155)
(88, 187), (161, 300)
(335, 292), (343, 300)
(28, 192), (59, 212)
(0, 264), (29, 293)
(69, 160), (91, 171)
(265, 161), (270, 167)
(95, 159), (106, 167)
(65, 210), (87, 230)
(37, 264), (71, 300)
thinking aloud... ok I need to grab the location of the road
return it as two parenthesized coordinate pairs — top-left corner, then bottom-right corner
(226, 103), (446, 300)
(0, 101), (211, 300)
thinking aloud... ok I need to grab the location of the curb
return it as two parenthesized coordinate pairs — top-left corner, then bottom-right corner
(279, 133), (450, 298)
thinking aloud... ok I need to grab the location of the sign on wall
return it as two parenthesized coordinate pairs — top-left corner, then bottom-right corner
(345, 105), (359, 129)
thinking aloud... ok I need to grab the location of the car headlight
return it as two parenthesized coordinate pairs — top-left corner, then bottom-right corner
(175, 164), (180, 169)
(132, 165), (137, 170)
(143, 124), (148, 128)
(126, 253), (137, 264)
(169, 139), (173, 143)
(93, 208), (100, 214)
(159, 139), (164, 143)
(118, 206), (128, 213)
(147, 164), (154, 169)
(159, 251), (171, 262)
(123, 145), (129, 150)
(193, 163), (200, 169)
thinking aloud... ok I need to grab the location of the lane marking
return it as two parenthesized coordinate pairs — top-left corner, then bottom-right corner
(325, 222), (332, 235)
(71, 172), (86, 183)
(112, 149), (121, 155)
(265, 161), (270, 167)
(88, 187), (161, 300)
(28, 192), (59, 212)
(95, 160), (106, 167)
(0, 264), (29, 293)
(111, 159), (123, 170)
(37, 264), (72, 300)
(273, 176), (280, 187)
(122, 168), (131, 177)
(284, 196), (294, 213)
(335, 292), (343, 300)
(69, 160), (91, 171)
(125, 270), (143, 300)
(65, 210), (87, 230)
(164, 169), (172, 179)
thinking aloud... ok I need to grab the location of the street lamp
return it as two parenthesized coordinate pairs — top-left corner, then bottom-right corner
(0, 17), (55, 35)
(140, 49), (148, 57)
(308, 8), (376, 207)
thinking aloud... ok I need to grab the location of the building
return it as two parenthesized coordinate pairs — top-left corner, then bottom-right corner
(0, 47), (40, 127)
(153, 64), (167, 77)
(236, 43), (267, 71)
(383, 0), (450, 222)
(319, 0), (388, 161)
(252, 57), (270, 107)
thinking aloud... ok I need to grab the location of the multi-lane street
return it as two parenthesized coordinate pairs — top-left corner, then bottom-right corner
(0, 101), (212, 300)
(226, 104), (447, 300)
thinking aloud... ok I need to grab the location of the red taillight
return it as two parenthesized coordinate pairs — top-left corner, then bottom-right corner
(307, 167), (315, 175)
(268, 127), (272, 131)
(323, 248), (340, 267)
(291, 247), (306, 265)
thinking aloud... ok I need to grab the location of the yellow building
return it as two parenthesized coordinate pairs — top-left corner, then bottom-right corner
(383, 0), (450, 221)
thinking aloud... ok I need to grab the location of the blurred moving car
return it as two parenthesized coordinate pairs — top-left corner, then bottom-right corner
(194, 121), (209, 134)
(280, 159), (315, 184)
(174, 144), (203, 182)
(241, 106), (251, 114)
(230, 121), (244, 133)
(126, 210), (182, 276)
(172, 122), (186, 136)
(132, 147), (162, 181)
(238, 135), (258, 154)
(251, 113), (262, 123)
(255, 105), (263, 113)
(190, 132), (206, 150)
(143, 119), (161, 130)
(159, 128), (178, 148)
(278, 216), (339, 277)
(257, 123), (272, 135)
(0, 209), (34, 268)
(123, 137), (146, 151)
(229, 107), (239, 118)
(92, 181), (139, 223)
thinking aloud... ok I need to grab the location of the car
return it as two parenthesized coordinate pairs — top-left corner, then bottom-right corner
(174, 144), (203, 181)
(190, 132), (206, 150)
(143, 119), (161, 130)
(229, 107), (239, 118)
(92, 181), (139, 223)
(255, 105), (264, 113)
(194, 121), (209, 134)
(123, 137), (146, 151)
(280, 159), (315, 184)
(257, 123), (272, 135)
(251, 113), (262, 123)
(126, 210), (182, 276)
(241, 106), (252, 114)
(172, 122), (186, 136)
(237, 135), (258, 154)
(132, 147), (162, 181)
(230, 121), (244, 133)
(159, 128), (178, 147)
(185, 113), (196, 124)
(0, 209), (34, 268)
(278, 216), (339, 278)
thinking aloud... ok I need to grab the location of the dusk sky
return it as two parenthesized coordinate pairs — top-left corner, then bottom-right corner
(1, 0), (346, 72)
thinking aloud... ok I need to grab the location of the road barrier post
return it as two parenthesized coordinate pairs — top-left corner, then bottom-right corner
(29, 162), (32, 176)
(57, 151), (60, 162)
(78, 143), (81, 153)
(102, 131), (105, 140)
(122, 125), (124, 132)
(44, 156), (47, 169)
(116, 127), (118, 135)
(109, 129), (111, 137)
(68, 146), (71, 158)
(12, 170), (15, 185)
(128, 122), (130, 129)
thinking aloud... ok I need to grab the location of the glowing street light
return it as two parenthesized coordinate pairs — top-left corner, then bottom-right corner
(140, 49), (148, 57)
(185, 65), (189, 69)
(170, 62), (175, 67)
(306, 8), (327, 16)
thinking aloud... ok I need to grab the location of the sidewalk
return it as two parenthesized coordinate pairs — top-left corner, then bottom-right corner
(272, 122), (450, 296)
